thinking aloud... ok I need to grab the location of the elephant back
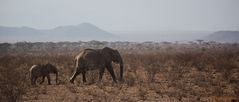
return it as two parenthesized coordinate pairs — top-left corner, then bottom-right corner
(41, 66), (50, 76)
(44, 63), (58, 74)
(30, 65), (43, 78)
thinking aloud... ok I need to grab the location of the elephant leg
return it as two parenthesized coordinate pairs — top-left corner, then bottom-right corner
(46, 75), (51, 85)
(31, 77), (35, 85)
(33, 77), (38, 85)
(106, 65), (117, 83)
(99, 66), (105, 81)
(40, 76), (45, 84)
(82, 71), (87, 83)
(70, 70), (80, 84)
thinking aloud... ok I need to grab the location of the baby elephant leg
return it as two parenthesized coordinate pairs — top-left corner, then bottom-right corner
(46, 75), (51, 85)
(82, 71), (87, 83)
(40, 76), (45, 84)
(31, 77), (37, 85)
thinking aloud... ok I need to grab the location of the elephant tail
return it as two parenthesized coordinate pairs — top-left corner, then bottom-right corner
(74, 58), (77, 69)
(72, 58), (79, 73)
(29, 67), (33, 79)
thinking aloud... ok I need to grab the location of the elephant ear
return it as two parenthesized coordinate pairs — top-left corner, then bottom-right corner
(101, 47), (114, 62)
(41, 64), (49, 75)
(46, 63), (51, 67)
(112, 50), (118, 59)
(112, 50), (122, 63)
(45, 63), (51, 68)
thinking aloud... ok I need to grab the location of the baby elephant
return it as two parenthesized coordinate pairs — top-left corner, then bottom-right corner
(29, 63), (58, 85)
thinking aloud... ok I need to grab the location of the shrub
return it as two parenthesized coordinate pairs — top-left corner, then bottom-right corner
(0, 66), (28, 102)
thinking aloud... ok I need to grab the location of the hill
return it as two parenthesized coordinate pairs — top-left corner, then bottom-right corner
(0, 23), (116, 42)
(203, 31), (239, 43)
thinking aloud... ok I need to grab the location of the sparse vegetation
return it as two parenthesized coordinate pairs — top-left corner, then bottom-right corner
(0, 41), (238, 102)
(0, 57), (29, 102)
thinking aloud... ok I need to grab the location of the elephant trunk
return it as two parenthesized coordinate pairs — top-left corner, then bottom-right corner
(117, 52), (124, 81)
(119, 61), (124, 81)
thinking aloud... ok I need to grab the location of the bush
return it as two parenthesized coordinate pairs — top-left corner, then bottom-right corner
(0, 66), (28, 102)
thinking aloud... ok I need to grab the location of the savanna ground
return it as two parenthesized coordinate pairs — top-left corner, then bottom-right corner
(0, 41), (238, 102)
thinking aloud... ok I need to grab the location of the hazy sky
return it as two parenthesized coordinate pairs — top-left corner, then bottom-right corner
(0, 0), (239, 31)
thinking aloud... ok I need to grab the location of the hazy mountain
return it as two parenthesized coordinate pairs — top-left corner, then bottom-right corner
(0, 23), (116, 42)
(203, 31), (239, 43)
(47, 23), (114, 38)
(113, 30), (212, 42)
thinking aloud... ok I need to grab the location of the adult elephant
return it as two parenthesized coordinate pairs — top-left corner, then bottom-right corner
(70, 47), (124, 83)
(29, 63), (58, 85)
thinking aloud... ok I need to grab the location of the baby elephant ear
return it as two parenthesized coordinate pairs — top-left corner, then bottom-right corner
(114, 50), (119, 55)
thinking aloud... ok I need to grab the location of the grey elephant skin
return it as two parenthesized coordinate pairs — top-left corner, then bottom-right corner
(70, 47), (124, 83)
(29, 63), (58, 85)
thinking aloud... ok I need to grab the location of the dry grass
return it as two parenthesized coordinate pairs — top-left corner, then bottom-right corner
(0, 41), (239, 102)
(0, 56), (29, 102)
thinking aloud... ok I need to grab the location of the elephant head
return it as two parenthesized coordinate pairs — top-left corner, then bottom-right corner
(45, 63), (58, 84)
(102, 47), (124, 81)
